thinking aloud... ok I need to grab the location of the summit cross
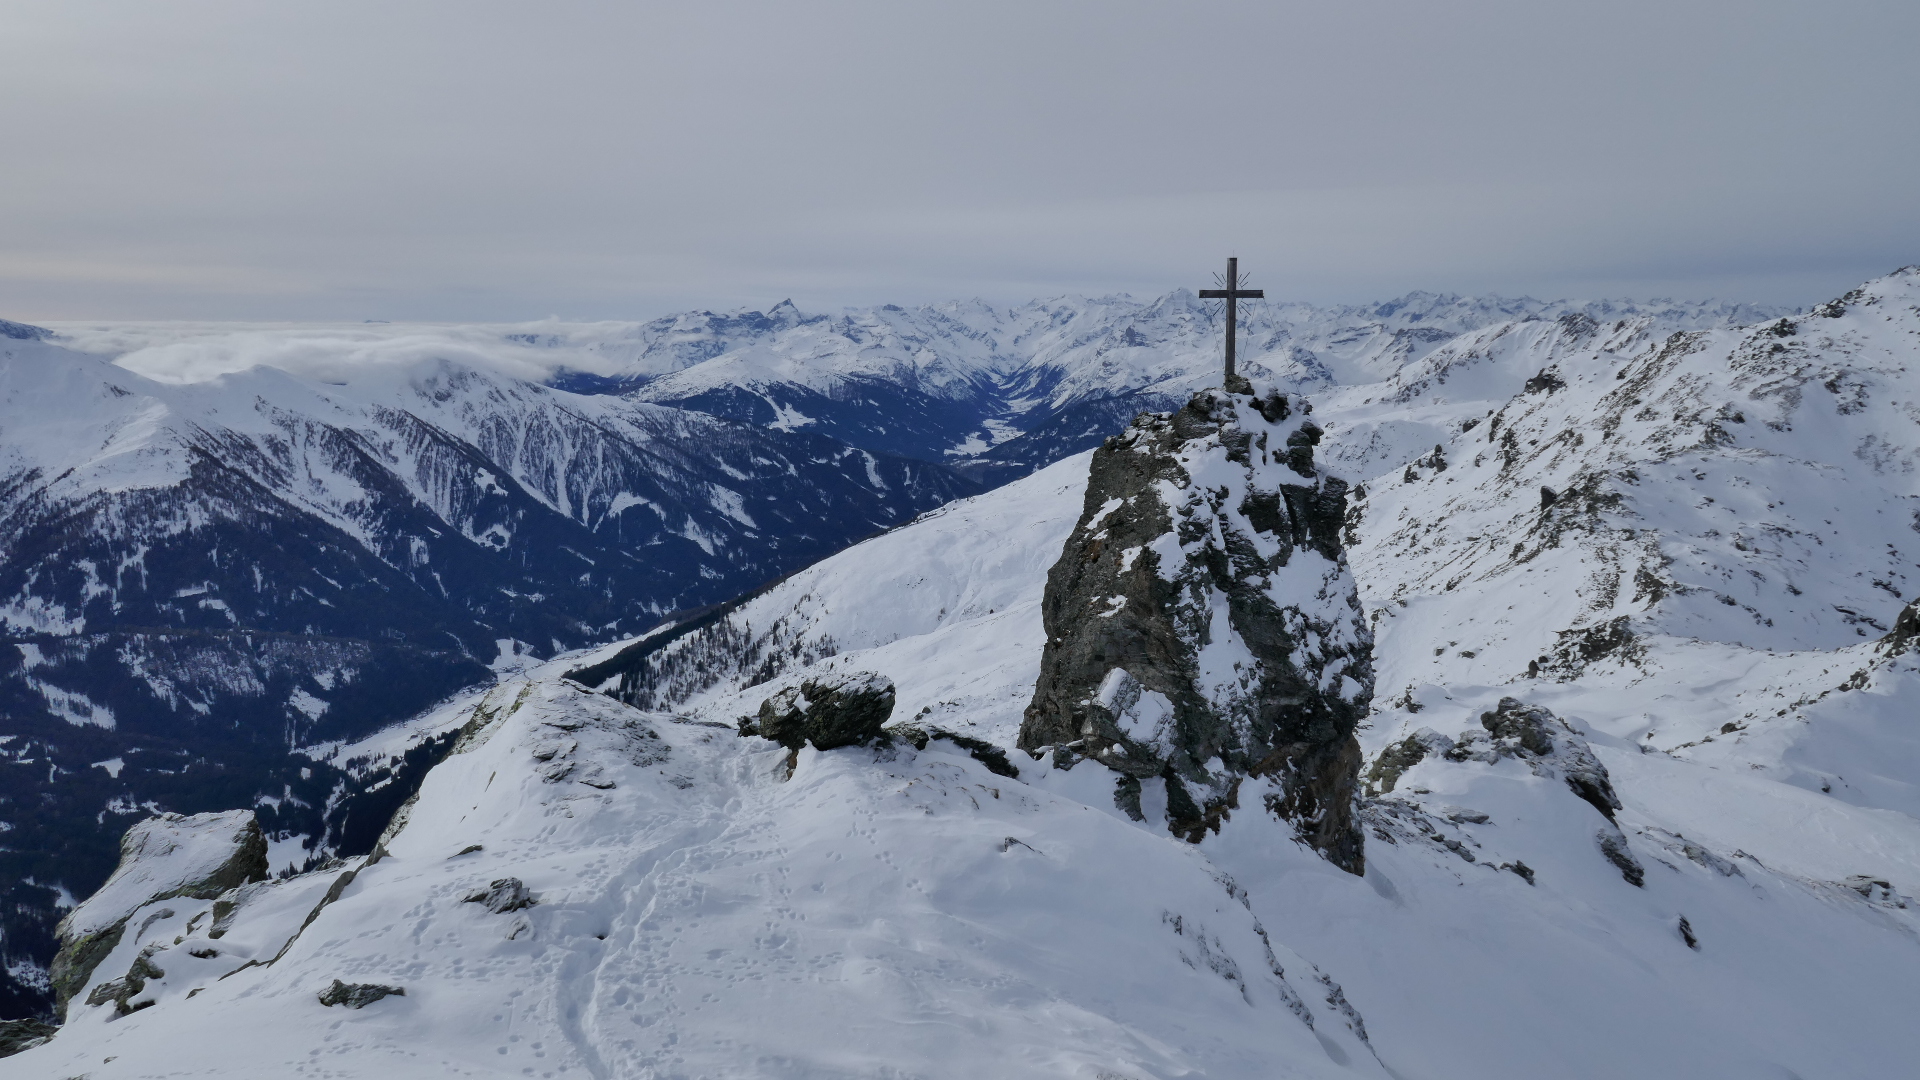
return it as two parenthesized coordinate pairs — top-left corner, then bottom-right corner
(1198, 256), (1264, 383)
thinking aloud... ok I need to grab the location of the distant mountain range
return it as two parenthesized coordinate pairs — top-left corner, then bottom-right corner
(540, 289), (1790, 473)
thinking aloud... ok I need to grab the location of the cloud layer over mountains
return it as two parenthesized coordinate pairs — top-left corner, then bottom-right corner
(4, 1), (1916, 319)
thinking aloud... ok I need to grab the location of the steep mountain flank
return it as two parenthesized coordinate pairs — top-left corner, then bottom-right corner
(1018, 385), (1373, 867)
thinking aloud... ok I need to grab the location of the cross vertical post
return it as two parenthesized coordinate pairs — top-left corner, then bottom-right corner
(1198, 257), (1264, 384)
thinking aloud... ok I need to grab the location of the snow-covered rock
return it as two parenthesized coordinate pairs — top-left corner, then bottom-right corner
(747, 670), (896, 751)
(1019, 384), (1372, 863)
(49, 810), (266, 1016)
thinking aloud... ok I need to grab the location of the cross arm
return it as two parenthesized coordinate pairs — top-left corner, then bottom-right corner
(1198, 289), (1264, 298)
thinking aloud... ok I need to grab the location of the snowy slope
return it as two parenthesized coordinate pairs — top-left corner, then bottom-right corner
(0, 332), (976, 1019)
(26, 398), (1920, 1077)
(578, 453), (1092, 743)
(27, 678), (1386, 1079)
(16, 271), (1893, 1064)
(1335, 269), (1920, 704)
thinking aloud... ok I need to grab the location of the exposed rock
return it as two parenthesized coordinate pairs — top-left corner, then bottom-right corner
(1524, 368), (1568, 393)
(0, 1018), (57, 1058)
(1018, 385), (1374, 870)
(1645, 828), (1744, 878)
(1369, 698), (1644, 886)
(1879, 597), (1920, 655)
(209, 881), (276, 939)
(317, 980), (406, 1009)
(1364, 728), (1454, 795)
(886, 723), (1020, 778)
(48, 922), (125, 1022)
(84, 948), (166, 1017)
(752, 671), (897, 751)
(463, 878), (536, 914)
(1597, 828), (1646, 887)
(1840, 876), (1905, 906)
(51, 811), (267, 1017)
(1452, 698), (1623, 822)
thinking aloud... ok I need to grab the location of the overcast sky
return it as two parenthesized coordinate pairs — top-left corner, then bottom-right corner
(4, 0), (1916, 321)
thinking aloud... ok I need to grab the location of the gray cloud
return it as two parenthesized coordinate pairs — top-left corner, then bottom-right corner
(3, 0), (1914, 319)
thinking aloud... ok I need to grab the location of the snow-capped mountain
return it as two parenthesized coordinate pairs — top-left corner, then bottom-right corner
(25, 262), (1920, 1071)
(606, 289), (1789, 472)
(2, 271), (1886, 1066)
(0, 332), (976, 1018)
(155, 289), (1772, 476)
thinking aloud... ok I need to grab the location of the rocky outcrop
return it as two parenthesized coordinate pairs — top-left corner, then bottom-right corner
(83, 948), (167, 1017)
(1364, 728), (1455, 795)
(1880, 596), (1920, 655)
(1446, 698), (1623, 823)
(318, 980), (405, 1009)
(745, 671), (896, 751)
(886, 723), (1020, 778)
(1368, 698), (1644, 886)
(463, 878), (536, 914)
(1018, 385), (1374, 870)
(50, 811), (267, 1017)
(0, 1018), (56, 1058)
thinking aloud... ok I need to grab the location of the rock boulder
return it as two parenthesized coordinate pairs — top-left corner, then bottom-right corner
(750, 671), (896, 751)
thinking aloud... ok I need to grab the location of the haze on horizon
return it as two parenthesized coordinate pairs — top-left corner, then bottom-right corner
(3, 0), (1915, 323)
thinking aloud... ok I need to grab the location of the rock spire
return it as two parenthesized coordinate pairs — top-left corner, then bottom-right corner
(1019, 383), (1373, 871)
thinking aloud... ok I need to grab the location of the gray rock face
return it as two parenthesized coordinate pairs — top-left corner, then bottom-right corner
(750, 671), (897, 751)
(1364, 728), (1456, 795)
(318, 979), (405, 1009)
(83, 949), (166, 1017)
(0, 1018), (57, 1058)
(1018, 385), (1374, 870)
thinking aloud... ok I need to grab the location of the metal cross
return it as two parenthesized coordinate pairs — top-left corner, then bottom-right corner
(1198, 257), (1263, 383)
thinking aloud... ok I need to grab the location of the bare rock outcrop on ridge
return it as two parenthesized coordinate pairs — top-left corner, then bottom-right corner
(1019, 384), (1374, 871)
(49, 810), (268, 1018)
(745, 670), (897, 751)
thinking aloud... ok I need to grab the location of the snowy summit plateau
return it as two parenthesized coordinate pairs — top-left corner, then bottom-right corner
(5, 271), (1920, 1078)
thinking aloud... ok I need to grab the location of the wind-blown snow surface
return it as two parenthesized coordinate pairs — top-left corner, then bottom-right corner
(30, 431), (1920, 1077)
